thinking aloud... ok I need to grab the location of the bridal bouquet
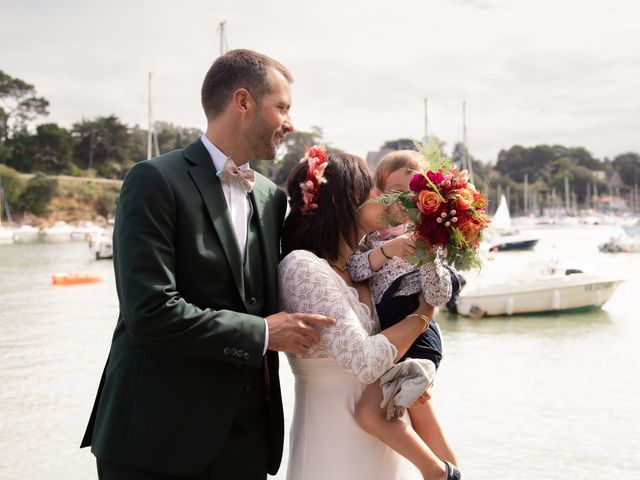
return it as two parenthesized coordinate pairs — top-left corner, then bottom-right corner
(375, 140), (491, 270)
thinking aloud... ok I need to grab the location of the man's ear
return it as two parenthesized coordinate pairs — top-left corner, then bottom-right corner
(231, 88), (253, 114)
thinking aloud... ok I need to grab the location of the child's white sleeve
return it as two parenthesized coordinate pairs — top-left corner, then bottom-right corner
(419, 259), (453, 307)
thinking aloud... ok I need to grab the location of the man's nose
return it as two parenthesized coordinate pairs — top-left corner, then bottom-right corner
(283, 116), (294, 134)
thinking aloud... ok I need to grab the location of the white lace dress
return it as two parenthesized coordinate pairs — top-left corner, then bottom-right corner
(278, 250), (421, 480)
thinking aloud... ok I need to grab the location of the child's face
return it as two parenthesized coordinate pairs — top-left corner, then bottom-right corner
(384, 168), (415, 193)
(358, 187), (389, 232)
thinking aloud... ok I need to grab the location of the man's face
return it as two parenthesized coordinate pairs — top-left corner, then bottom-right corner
(245, 69), (294, 160)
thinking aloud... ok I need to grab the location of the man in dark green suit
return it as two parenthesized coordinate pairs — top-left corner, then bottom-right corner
(81, 49), (334, 479)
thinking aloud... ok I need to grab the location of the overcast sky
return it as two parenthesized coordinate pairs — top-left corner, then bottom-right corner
(2, 0), (639, 163)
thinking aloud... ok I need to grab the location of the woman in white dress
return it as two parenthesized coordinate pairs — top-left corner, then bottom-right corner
(278, 149), (438, 480)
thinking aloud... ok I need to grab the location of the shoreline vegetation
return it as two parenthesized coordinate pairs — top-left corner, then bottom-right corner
(1, 69), (639, 225)
(0, 165), (121, 227)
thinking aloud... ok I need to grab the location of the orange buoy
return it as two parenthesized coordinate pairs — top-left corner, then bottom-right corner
(52, 273), (103, 286)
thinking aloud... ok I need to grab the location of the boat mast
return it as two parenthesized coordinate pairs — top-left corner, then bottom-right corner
(524, 173), (528, 215)
(462, 101), (474, 183)
(147, 72), (153, 160)
(423, 98), (429, 146)
(219, 21), (228, 56)
(0, 180), (13, 225)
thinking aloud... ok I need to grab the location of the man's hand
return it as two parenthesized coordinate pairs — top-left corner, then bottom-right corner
(266, 312), (336, 355)
(384, 232), (416, 259)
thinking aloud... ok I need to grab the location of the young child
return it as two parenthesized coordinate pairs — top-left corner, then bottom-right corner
(349, 150), (463, 480)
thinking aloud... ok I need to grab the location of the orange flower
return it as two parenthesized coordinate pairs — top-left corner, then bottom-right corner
(457, 217), (483, 246)
(454, 188), (475, 211)
(472, 190), (488, 209)
(417, 189), (442, 214)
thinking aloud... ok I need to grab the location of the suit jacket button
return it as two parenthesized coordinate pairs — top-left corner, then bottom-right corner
(231, 348), (237, 355)
(223, 347), (230, 355)
(250, 297), (257, 305)
(245, 385), (252, 393)
(237, 349), (244, 357)
(243, 352), (250, 360)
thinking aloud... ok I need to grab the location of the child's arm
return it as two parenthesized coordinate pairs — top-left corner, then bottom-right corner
(368, 232), (416, 272)
(419, 258), (453, 307)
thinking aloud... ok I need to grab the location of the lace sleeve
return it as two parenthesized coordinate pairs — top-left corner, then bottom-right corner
(279, 251), (397, 384)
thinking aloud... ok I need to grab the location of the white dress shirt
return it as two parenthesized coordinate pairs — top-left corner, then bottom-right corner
(200, 135), (269, 354)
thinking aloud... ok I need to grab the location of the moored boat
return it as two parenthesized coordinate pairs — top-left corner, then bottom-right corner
(454, 270), (624, 317)
(51, 273), (103, 285)
(487, 194), (539, 252)
(12, 224), (40, 243)
(42, 221), (73, 242)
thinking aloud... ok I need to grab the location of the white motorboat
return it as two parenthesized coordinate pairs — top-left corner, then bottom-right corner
(88, 227), (113, 259)
(599, 233), (640, 253)
(454, 266), (624, 317)
(12, 224), (41, 242)
(42, 221), (73, 242)
(0, 227), (14, 243)
(486, 195), (539, 252)
(70, 222), (104, 241)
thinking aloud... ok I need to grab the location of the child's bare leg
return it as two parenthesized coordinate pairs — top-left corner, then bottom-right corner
(409, 399), (459, 467)
(355, 381), (447, 480)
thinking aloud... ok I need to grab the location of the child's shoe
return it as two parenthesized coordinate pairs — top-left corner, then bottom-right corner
(445, 461), (462, 480)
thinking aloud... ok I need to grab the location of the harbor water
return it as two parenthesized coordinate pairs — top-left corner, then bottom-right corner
(0, 225), (639, 479)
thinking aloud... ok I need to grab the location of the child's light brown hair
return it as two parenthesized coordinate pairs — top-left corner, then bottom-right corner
(374, 150), (423, 191)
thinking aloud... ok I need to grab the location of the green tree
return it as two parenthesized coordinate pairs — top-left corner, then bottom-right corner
(613, 152), (640, 186)
(34, 123), (73, 174)
(5, 131), (37, 172)
(496, 145), (556, 183)
(17, 173), (58, 215)
(0, 70), (49, 142)
(271, 128), (327, 187)
(155, 121), (202, 154)
(72, 116), (131, 178)
(382, 138), (417, 151)
(0, 163), (26, 210)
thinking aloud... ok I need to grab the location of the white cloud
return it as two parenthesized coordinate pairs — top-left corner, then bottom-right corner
(1, 0), (639, 162)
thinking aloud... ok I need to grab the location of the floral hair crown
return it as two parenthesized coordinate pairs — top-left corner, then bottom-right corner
(299, 145), (329, 213)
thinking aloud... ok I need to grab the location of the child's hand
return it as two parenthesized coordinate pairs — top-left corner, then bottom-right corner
(384, 232), (416, 259)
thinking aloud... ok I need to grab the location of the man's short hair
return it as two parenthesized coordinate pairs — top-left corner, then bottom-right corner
(201, 49), (293, 120)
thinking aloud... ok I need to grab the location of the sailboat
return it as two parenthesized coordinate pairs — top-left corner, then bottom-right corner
(486, 194), (539, 251)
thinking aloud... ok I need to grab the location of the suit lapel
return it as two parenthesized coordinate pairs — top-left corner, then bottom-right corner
(185, 140), (245, 298)
(250, 175), (278, 311)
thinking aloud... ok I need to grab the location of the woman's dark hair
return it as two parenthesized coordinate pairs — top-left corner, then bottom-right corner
(282, 152), (373, 261)
(201, 49), (293, 120)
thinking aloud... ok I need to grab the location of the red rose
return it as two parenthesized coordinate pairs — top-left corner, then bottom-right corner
(426, 170), (445, 185)
(409, 173), (427, 192)
(417, 213), (450, 247)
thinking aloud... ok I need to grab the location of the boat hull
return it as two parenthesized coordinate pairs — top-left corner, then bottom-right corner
(490, 238), (539, 251)
(455, 275), (624, 317)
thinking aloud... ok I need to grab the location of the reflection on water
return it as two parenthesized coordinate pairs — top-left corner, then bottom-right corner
(1, 225), (639, 479)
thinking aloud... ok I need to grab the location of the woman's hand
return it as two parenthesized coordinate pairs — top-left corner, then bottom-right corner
(384, 232), (416, 259)
(413, 294), (436, 325)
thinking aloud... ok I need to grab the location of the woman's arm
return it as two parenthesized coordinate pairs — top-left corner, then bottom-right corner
(280, 252), (396, 383)
(381, 296), (434, 362)
(279, 251), (435, 381)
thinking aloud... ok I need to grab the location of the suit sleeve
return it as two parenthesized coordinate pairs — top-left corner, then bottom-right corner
(113, 161), (265, 368)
